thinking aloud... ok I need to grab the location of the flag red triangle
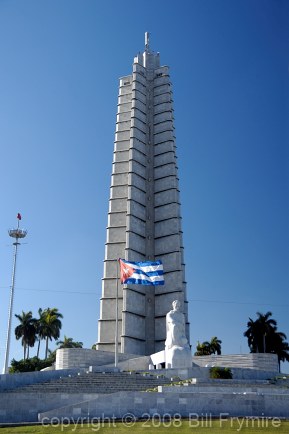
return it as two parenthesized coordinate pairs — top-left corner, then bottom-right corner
(119, 260), (135, 283)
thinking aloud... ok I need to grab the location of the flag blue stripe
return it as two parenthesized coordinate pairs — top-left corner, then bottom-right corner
(124, 277), (164, 286)
(129, 260), (162, 267)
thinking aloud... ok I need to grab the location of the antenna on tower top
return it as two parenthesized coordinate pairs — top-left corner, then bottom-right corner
(145, 32), (150, 51)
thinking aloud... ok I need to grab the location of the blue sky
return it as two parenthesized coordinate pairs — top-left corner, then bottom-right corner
(0, 0), (288, 372)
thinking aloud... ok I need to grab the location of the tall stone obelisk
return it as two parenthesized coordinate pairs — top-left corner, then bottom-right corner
(97, 34), (190, 356)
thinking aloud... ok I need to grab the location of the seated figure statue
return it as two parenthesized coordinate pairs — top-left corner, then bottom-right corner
(165, 300), (189, 349)
(165, 300), (192, 369)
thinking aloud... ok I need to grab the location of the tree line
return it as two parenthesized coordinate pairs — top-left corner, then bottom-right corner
(194, 311), (289, 372)
(14, 309), (289, 373)
(244, 311), (289, 371)
(14, 308), (83, 361)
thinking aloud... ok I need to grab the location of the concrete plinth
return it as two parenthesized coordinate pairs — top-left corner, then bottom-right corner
(165, 345), (192, 369)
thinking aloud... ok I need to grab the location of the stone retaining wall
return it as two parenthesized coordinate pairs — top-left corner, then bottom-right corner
(38, 390), (289, 421)
(56, 348), (140, 370)
(56, 349), (279, 372)
(192, 353), (278, 371)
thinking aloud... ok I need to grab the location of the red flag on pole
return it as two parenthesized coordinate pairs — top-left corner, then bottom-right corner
(17, 213), (21, 220)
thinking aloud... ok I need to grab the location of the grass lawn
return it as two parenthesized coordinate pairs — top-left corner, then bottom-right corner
(0, 419), (289, 433)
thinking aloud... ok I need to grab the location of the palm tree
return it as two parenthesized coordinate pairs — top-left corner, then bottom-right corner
(56, 336), (83, 349)
(41, 308), (63, 359)
(244, 311), (277, 353)
(244, 317), (259, 352)
(209, 336), (222, 355)
(276, 340), (289, 372)
(194, 341), (211, 356)
(35, 308), (47, 358)
(14, 311), (37, 360)
(256, 311), (277, 352)
(194, 337), (222, 356)
(244, 311), (289, 371)
(267, 331), (289, 372)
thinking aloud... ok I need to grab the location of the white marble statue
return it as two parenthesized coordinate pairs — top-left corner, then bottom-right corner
(165, 300), (192, 369)
(165, 300), (189, 350)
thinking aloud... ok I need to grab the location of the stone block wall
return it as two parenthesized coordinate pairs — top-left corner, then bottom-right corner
(38, 390), (289, 421)
(56, 348), (139, 370)
(192, 353), (279, 371)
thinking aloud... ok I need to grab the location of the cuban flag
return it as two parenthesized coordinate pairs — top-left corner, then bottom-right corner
(119, 259), (164, 286)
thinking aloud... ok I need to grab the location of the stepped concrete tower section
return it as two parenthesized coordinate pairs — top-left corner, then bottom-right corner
(97, 34), (190, 356)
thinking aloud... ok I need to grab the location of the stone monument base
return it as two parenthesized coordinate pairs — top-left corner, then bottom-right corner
(165, 345), (192, 369)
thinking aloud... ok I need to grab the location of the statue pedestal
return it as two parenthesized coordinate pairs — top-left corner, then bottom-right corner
(165, 345), (192, 369)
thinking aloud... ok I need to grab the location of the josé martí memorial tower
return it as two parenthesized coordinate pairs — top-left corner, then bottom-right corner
(97, 34), (190, 356)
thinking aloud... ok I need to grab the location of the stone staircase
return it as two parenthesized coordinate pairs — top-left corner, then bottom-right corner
(1, 370), (288, 423)
(1, 371), (171, 394)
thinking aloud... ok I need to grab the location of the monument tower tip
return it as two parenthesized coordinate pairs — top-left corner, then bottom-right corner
(145, 32), (150, 51)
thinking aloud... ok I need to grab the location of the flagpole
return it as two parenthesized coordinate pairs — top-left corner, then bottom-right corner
(3, 214), (27, 374)
(114, 259), (119, 368)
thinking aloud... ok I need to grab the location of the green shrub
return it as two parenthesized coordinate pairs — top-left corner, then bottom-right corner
(209, 366), (232, 379)
(9, 353), (56, 373)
